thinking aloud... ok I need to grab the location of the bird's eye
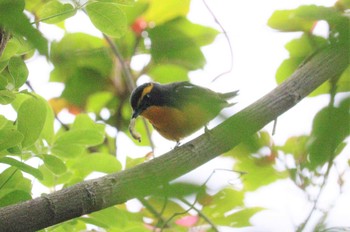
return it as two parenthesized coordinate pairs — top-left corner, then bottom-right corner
(144, 94), (151, 100)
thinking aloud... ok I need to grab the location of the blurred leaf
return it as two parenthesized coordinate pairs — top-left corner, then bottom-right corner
(163, 17), (219, 46)
(38, 164), (72, 187)
(203, 188), (244, 214)
(0, 90), (16, 104)
(285, 34), (327, 58)
(85, 206), (144, 230)
(148, 64), (189, 83)
(0, 38), (19, 62)
(307, 105), (350, 169)
(86, 2), (127, 38)
(0, 157), (43, 180)
(143, 0), (190, 25)
(37, 0), (76, 24)
(279, 136), (309, 164)
(86, 91), (114, 113)
(54, 129), (104, 147)
(0, 129), (23, 151)
(50, 33), (113, 82)
(0, 189), (31, 207)
(216, 207), (262, 228)
(145, 197), (184, 219)
(8, 56), (28, 88)
(17, 96), (47, 148)
(0, 70), (15, 90)
(96, 0), (135, 5)
(276, 57), (305, 84)
(71, 114), (105, 133)
(155, 182), (202, 198)
(61, 68), (108, 107)
(40, 100), (55, 145)
(0, 0), (48, 55)
(0, 60), (8, 72)
(51, 142), (85, 159)
(0, 167), (31, 192)
(268, 8), (315, 32)
(42, 154), (67, 175)
(295, 5), (348, 27)
(70, 153), (121, 178)
(148, 20), (205, 70)
(231, 144), (286, 191)
(120, 1), (149, 25)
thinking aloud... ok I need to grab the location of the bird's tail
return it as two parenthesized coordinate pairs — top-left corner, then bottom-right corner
(220, 90), (239, 100)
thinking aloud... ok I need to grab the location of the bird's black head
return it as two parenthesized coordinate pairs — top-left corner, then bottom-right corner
(130, 82), (156, 118)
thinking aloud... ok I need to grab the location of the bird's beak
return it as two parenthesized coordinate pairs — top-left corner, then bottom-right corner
(132, 107), (142, 119)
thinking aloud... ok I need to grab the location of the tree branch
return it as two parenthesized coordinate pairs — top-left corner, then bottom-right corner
(0, 44), (348, 232)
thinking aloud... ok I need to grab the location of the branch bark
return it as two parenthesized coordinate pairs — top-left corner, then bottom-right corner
(0, 44), (348, 232)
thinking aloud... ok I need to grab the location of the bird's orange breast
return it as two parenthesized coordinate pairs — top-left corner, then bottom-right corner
(141, 104), (215, 142)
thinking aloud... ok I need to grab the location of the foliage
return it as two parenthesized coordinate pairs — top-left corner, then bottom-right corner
(0, 0), (349, 231)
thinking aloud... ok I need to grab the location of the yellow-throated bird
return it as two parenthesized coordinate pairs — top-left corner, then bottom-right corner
(129, 81), (238, 143)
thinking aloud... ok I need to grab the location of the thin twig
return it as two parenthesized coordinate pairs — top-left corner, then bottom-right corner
(202, 0), (234, 82)
(296, 158), (334, 232)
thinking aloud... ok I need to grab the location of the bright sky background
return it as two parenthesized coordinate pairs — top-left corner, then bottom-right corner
(1, 0), (349, 231)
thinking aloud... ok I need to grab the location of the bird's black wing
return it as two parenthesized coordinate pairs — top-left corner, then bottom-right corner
(170, 82), (228, 111)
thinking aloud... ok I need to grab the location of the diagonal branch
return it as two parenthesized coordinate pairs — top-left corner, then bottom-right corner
(0, 44), (348, 232)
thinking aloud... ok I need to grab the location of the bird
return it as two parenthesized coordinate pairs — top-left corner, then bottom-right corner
(129, 81), (238, 143)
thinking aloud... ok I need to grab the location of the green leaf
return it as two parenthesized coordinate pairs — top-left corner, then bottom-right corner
(0, 167), (31, 192)
(52, 115), (105, 158)
(0, 60), (9, 73)
(8, 56), (28, 88)
(307, 105), (350, 169)
(0, 38), (19, 62)
(0, 71), (15, 90)
(0, 90), (16, 104)
(37, 0), (76, 24)
(86, 91), (114, 113)
(55, 129), (104, 146)
(71, 114), (105, 133)
(70, 153), (122, 178)
(148, 64), (189, 83)
(51, 142), (85, 159)
(143, 0), (190, 25)
(268, 9), (314, 32)
(285, 34), (327, 58)
(278, 136), (309, 164)
(275, 57), (304, 84)
(294, 5), (348, 27)
(162, 17), (219, 46)
(0, 189), (31, 207)
(42, 154), (67, 175)
(204, 188), (244, 214)
(0, 129), (23, 151)
(148, 22), (205, 70)
(50, 33), (113, 83)
(40, 101), (55, 145)
(17, 96), (47, 148)
(61, 68), (108, 107)
(86, 207), (143, 229)
(215, 207), (262, 227)
(96, 0), (135, 5)
(38, 164), (72, 187)
(161, 182), (202, 198)
(0, 157), (43, 180)
(86, 2), (127, 38)
(0, 0), (48, 55)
